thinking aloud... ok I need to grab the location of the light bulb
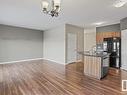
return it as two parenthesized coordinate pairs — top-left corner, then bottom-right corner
(113, 0), (127, 7)
(42, 1), (49, 9)
(53, 0), (61, 6)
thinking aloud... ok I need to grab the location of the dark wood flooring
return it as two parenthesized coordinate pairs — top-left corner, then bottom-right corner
(0, 60), (127, 95)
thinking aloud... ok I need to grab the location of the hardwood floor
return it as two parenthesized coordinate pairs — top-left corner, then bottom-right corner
(0, 60), (127, 95)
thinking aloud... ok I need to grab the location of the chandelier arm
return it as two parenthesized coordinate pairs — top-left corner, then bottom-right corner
(42, 0), (61, 17)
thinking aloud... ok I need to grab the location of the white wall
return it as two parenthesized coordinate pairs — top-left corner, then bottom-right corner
(121, 29), (127, 71)
(84, 27), (96, 51)
(43, 25), (66, 64)
(43, 24), (84, 64)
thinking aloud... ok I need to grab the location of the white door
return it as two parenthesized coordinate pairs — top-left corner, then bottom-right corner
(67, 33), (77, 63)
(122, 29), (127, 70)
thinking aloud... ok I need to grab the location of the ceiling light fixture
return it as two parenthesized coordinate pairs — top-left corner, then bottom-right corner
(42, 0), (61, 17)
(113, 0), (127, 8)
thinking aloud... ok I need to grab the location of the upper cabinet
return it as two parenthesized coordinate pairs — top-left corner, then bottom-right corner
(96, 32), (121, 44)
(96, 24), (121, 44)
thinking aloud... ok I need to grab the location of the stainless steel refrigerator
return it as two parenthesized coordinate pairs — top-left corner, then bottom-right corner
(103, 37), (121, 68)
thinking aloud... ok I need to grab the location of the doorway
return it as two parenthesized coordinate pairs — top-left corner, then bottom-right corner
(66, 33), (77, 64)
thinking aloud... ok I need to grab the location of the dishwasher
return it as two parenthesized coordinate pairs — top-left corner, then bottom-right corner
(101, 55), (110, 78)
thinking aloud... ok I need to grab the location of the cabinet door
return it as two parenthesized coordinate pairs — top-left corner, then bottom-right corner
(122, 29), (127, 70)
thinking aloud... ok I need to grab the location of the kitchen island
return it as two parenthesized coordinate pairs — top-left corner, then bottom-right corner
(78, 51), (110, 79)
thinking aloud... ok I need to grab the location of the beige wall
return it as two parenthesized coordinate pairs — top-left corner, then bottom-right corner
(84, 27), (96, 51)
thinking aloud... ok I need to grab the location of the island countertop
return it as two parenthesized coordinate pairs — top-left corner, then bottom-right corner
(78, 51), (110, 57)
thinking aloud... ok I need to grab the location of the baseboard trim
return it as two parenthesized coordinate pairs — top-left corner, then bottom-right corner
(121, 64), (127, 71)
(0, 58), (43, 64)
(65, 60), (83, 65)
(42, 58), (66, 65)
(121, 67), (127, 71)
(0, 58), (66, 65)
(76, 60), (83, 62)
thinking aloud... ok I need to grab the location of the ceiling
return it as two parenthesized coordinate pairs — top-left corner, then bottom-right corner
(0, 0), (127, 30)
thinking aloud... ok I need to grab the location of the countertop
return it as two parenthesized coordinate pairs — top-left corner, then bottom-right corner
(78, 51), (110, 57)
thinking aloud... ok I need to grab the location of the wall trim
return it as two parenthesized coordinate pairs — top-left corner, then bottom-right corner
(66, 60), (83, 65)
(0, 58), (43, 64)
(0, 58), (67, 65)
(76, 60), (83, 62)
(121, 66), (127, 71)
(42, 58), (66, 65)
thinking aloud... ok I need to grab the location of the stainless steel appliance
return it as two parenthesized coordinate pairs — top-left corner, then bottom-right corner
(103, 37), (121, 68)
(102, 55), (109, 78)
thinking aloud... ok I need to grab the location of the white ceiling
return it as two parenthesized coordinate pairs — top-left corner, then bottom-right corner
(0, 0), (127, 30)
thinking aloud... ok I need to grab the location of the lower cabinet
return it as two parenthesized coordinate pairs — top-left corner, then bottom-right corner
(84, 56), (101, 79)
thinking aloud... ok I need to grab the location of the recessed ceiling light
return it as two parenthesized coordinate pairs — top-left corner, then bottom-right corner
(113, 0), (127, 8)
(93, 22), (105, 26)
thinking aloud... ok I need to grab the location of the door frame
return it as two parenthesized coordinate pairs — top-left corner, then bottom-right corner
(65, 32), (78, 64)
